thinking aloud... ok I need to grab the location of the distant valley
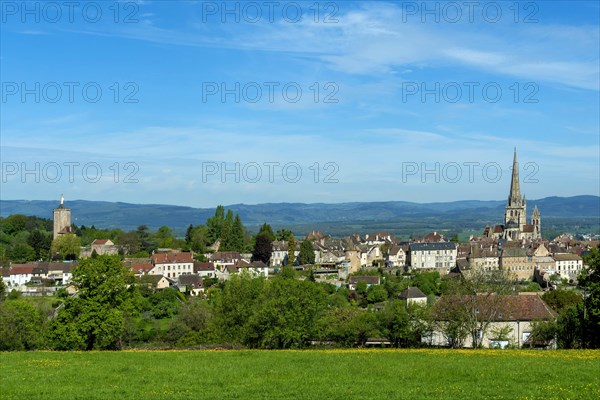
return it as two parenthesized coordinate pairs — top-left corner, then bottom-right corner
(1, 196), (598, 239)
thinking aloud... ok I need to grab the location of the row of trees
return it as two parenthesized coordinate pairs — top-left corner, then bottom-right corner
(251, 223), (315, 266)
(2, 244), (598, 351)
(530, 248), (600, 349)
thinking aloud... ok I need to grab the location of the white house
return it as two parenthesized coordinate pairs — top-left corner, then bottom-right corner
(150, 252), (194, 279)
(554, 253), (583, 280)
(399, 287), (428, 306)
(409, 242), (457, 273)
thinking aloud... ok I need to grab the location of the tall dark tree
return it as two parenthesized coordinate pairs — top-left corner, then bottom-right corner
(287, 234), (296, 266)
(252, 235), (272, 264)
(258, 223), (276, 242)
(230, 214), (245, 252)
(207, 205), (225, 244)
(220, 210), (235, 251)
(298, 239), (315, 265)
(136, 225), (155, 253)
(185, 224), (194, 244)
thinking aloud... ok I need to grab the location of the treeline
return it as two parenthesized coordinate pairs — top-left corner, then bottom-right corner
(2, 249), (599, 351)
(0, 256), (435, 350)
(0, 205), (262, 265)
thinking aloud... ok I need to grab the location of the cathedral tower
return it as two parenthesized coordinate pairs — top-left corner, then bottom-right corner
(532, 205), (541, 239)
(504, 148), (527, 240)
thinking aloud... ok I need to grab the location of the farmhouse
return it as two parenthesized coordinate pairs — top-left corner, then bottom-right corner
(429, 293), (557, 349)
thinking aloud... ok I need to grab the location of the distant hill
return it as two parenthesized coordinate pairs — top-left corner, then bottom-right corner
(1, 196), (598, 238)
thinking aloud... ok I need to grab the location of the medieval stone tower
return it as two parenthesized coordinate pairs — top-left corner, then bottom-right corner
(53, 194), (72, 239)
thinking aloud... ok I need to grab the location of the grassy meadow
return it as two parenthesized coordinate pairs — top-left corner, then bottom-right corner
(1, 349), (599, 400)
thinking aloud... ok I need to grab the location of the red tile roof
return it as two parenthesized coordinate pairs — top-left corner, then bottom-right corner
(151, 252), (193, 264)
(9, 264), (36, 275)
(434, 293), (557, 321)
(131, 263), (153, 273)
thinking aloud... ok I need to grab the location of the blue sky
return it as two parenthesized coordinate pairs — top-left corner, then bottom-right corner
(1, 0), (599, 207)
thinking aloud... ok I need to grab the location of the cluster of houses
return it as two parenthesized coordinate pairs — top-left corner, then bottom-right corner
(2, 229), (592, 297)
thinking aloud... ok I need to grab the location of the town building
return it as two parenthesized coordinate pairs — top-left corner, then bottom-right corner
(408, 242), (457, 273)
(553, 253), (584, 281)
(149, 252), (194, 279)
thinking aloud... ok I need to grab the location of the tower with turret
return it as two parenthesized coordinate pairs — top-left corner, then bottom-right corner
(53, 194), (72, 239)
(504, 149), (527, 240)
(500, 149), (542, 241)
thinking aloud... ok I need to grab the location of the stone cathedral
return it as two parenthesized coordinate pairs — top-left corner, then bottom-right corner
(483, 149), (541, 241)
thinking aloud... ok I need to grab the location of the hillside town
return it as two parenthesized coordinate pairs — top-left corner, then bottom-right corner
(1, 150), (597, 351)
(3, 150), (592, 294)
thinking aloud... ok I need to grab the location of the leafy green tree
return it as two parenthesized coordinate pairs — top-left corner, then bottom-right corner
(148, 287), (183, 319)
(412, 271), (441, 296)
(48, 255), (140, 350)
(298, 239), (315, 265)
(355, 280), (368, 295)
(0, 299), (46, 350)
(167, 299), (214, 347)
(8, 242), (36, 262)
(117, 231), (141, 255)
(436, 269), (514, 348)
(366, 285), (388, 304)
(316, 307), (371, 347)
(27, 230), (51, 260)
(0, 279), (6, 299)
(522, 282), (542, 292)
(51, 234), (81, 260)
(580, 247), (600, 348)
(279, 265), (297, 279)
(529, 319), (557, 348)
(378, 300), (410, 347)
(211, 273), (267, 344)
(541, 290), (582, 314)
(276, 229), (293, 241)
(155, 226), (175, 248)
(2, 214), (28, 235)
(246, 278), (327, 348)
(185, 225), (209, 253)
(556, 305), (583, 348)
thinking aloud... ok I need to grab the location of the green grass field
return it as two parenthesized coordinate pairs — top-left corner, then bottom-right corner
(1, 350), (598, 399)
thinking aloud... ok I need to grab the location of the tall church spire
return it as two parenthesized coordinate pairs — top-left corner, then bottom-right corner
(508, 147), (521, 206)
